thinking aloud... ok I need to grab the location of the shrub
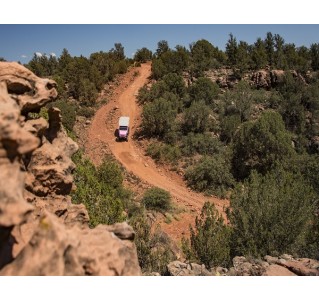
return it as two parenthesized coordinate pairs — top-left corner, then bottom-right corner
(162, 73), (186, 98)
(228, 166), (316, 258)
(129, 212), (176, 274)
(181, 132), (223, 156)
(115, 60), (128, 74)
(137, 77), (184, 111)
(134, 47), (153, 62)
(72, 152), (128, 227)
(136, 85), (150, 104)
(232, 111), (295, 179)
(137, 80), (176, 105)
(302, 212), (319, 259)
(188, 77), (220, 107)
(97, 156), (125, 190)
(220, 114), (241, 143)
(185, 155), (234, 198)
(27, 107), (49, 121)
(287, 153), (319, 196)
(231, 81), (254, 122)
(77, 106), (95, 118)
(182, 202), (231, 268)
(133, 70), (140, 77)
(140, 97), (177, 139)
(142, 187), (171, 212)
(161, 91), (183, 113)
(182, 100), (212, 134)
(151, 58), (167, 80)
(79, 78), (98, 106)
(38, 107), (49, 120)
(146, 142), (181, 164)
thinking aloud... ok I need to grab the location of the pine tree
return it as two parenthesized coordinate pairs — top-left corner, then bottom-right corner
(265, 32), (275, 67)
(251, 38), (267, 70)
(225, 33), (238, 68)
(274, 34), (286, 69)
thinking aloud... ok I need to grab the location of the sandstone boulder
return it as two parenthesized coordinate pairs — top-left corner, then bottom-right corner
(276, 258), (319, 276)
(0, 62), (57, 114)
(251, 70), (271, 89)
(262, 255), (319, 276)
(263, 264), (297, 276)
(167, 260), (212, 276)
(0, 81), (35, 229)
(0, 213), (140, 276)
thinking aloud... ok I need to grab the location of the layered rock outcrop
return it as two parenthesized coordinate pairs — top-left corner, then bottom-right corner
(0, 62), (140, 275)
(205, 68), (307, 90)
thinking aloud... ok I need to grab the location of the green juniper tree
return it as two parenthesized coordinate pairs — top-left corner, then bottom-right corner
(228, 167), (316, 258)
(182, 202), (231, 268)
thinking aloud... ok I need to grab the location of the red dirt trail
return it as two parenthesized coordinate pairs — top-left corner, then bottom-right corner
(86, 63), (228, 241)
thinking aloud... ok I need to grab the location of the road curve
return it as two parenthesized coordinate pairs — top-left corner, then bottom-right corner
(86, 63), (228, 239)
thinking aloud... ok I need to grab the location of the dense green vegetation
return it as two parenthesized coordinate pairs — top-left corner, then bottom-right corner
(185, 154), (234, 198)
(137, 33), (319, 265)
(25, 44), (133, 130)
(231, 111), (295, 179)
(228, 167), (316, 258)
(134, 47), (153, 63)
(72, 152), (174, 274)
(183, 166), (318, 268)
(182, 202), (231, 268)
(130, 211), (176, 274)
(141, 187), (172, 212)
(72, 152), (129, 227)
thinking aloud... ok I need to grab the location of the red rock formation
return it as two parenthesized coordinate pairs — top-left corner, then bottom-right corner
(0, 62), (141, 275)
(0, 62), (57, 114)
(0, 213), (138, 276)
(205, 67), (307, 90)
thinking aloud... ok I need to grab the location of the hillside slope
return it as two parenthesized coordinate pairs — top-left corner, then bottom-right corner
(85, 63), (228, 241)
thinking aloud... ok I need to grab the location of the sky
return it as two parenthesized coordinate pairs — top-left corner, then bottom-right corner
(1, 24), (319, 64)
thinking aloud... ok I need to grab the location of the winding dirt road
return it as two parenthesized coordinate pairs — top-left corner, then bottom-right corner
(86, 63), (227, 241)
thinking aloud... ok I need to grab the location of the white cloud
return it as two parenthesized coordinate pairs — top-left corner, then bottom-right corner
(35, 52), (43, 57)
(21, 55), (27, 58)
(50, 52), (56, 57)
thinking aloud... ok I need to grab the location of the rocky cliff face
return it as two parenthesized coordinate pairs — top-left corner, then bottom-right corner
(0, 62), (141, 275)
(204, 68), (309, 90)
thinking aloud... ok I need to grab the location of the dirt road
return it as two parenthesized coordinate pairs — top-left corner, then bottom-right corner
(86, 63), (227, 241)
